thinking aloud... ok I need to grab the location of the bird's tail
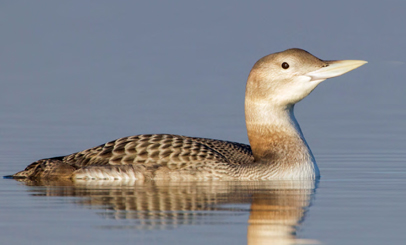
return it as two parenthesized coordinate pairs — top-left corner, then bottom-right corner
(8, 157), (76, 179)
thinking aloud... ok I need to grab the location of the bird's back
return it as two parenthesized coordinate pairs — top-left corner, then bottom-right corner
(13, 134), (254, 180)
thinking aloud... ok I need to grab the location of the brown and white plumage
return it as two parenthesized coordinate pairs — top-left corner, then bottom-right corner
(10, 49), (367, 180)
(13, 135), (255, 180)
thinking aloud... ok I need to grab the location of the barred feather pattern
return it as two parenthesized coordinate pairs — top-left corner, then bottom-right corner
(13, 134), (259, 180)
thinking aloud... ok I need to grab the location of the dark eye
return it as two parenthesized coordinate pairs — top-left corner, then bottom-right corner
(282, 62), (289, 69)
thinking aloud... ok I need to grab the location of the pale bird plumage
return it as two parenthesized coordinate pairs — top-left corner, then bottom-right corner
(9, 48), (367, 181)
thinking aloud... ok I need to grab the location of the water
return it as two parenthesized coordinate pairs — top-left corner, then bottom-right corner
(1, 1), (406, 244)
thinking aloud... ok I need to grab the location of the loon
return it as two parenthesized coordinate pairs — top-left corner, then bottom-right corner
(9, 48), (366, 181)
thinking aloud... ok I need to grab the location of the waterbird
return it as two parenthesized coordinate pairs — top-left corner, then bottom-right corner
(8, 48), (367, 181)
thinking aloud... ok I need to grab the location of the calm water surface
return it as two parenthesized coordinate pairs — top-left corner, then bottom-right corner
(2, 1), (406, 245)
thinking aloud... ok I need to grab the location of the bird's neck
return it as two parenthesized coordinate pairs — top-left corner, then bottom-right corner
(245, 98), (316, 167)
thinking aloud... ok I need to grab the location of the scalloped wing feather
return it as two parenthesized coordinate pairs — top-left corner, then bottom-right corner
(63, 134), (253, 169)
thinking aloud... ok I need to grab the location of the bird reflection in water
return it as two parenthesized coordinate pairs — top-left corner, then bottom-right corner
(19, 178), (319, 244)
